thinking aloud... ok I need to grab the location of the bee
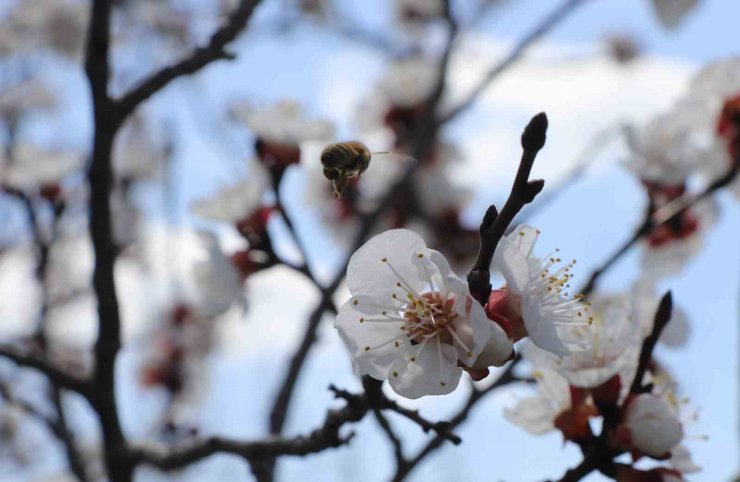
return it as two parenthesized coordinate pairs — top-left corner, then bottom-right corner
(321, 141), (417, 197)
(320, 141), (376, 197)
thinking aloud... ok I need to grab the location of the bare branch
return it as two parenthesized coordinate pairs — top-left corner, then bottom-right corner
(0, 347), (90, 397)
(467, 112), (548, 305)
(580, 162), (738, 296)
(630, 291), (673, 394)
(117, 0), (263, 119)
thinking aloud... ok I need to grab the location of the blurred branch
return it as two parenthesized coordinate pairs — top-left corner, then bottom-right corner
(373, 410), (405, 465)
(580, 162), (738, 296)
(0, 347), (90, 397)
(441, 0), (593, 124)
(629, 291), (672, 394)
(391, 359), (521, 482)
(468, 113), (548, 305)
(131, 384), (456, 472)
(117, 0), (263, 119)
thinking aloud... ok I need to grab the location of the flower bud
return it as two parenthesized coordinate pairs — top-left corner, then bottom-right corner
(624, 394), (683, 457)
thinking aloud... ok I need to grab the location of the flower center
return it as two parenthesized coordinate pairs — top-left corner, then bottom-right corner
(402, 291), (458, 345)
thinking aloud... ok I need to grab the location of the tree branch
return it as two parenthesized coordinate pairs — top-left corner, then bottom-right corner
(468, 112), (548, 304)
(441, 0), (592, 123)
(0, 347), (90, 397)
(629, 291), (673, 394)
(116, 0), (263, 119)
(580, 162), (738, 296)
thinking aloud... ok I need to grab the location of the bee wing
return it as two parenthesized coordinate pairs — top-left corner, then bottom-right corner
(371, 152), (418, 166)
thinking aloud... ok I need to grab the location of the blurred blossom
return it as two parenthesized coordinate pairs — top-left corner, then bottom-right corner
(193, 231), (245, 318)
(0, 143), (82, 192)
(111, 188), (141, 248)
(0, 79), (56, 122)
(230, 99), (335, 147)
(113, 114), (171, 181)
(119, 0), (192, 45)
(622, 393), (684, 457)
(7, 0), (89, 59)
(191, 160), (270, 224)
(507, 370), (613, 445)
(518, 298), (640, 392)
(335, 229), (512, 398)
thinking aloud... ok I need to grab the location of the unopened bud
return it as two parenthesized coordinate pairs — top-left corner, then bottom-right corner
(521, 112), (548, 151)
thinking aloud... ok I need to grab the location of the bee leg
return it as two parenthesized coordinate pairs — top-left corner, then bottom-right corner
(333, 175), (348, 198)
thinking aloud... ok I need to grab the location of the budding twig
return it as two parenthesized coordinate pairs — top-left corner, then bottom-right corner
(630, 291), (673, 394)
(468, 112), (548, 305)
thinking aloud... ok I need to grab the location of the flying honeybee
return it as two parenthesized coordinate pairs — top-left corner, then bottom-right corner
(320, 141), (413, 197)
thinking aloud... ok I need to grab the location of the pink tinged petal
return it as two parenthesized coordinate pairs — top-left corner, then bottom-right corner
(504, 397), (558, 435)
(335, 297), (411, 380)
(346, 229), (426, 301)
(521, 299), (569, 357)
(472, 321), (513, 368)
(388, 340), (461, 399)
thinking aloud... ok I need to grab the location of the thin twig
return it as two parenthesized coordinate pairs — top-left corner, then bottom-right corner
(373, 410), (405, 465)
(117, 0), (263, 119)
(441, 0), (593, 124)
(580, 163), (738, 296)
(391, 360), (521, 482)
(629, 292), (673, 394)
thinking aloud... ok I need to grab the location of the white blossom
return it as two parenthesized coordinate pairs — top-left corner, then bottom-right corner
(624, 393), (684, 457)
(335, 229), (511, 398)
(504, 368), (571, 435)
(113, 115), (169, 180)
(376, 57), (439, 108)
(492, 225), (591, 357)
(230, 99), (334, 145)
(519, 298), (639, 391)
(624, 106), (701, 185)
(1, 144), (82, 190)
(191, 161), (269, 223)
(0, 79), (56, 119)
(8, 0), (88, 58)
(193, 232), (244, 317)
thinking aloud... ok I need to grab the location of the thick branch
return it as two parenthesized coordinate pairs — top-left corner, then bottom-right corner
(117, 0), (262, 118)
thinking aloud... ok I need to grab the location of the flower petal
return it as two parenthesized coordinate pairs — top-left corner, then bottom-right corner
(347, 229), (426, 301)
(388, 339), (461, 399)
(335, 296), (410, 380)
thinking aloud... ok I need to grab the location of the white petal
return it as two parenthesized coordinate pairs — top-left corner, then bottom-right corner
(670, 444), (701, 473)
(626, 394), (684, 457)
(346, 229), (426, 301)
(504, 397), (558, 435)
(388, 339), (461, 399)
(521, 297), (569, 357)
(472, 320), (513, 368)
(335, 296), (409, 380)
(493, 234), (532, 296)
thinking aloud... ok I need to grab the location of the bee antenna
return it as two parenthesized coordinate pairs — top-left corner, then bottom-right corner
(371, 151), (389, 155)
